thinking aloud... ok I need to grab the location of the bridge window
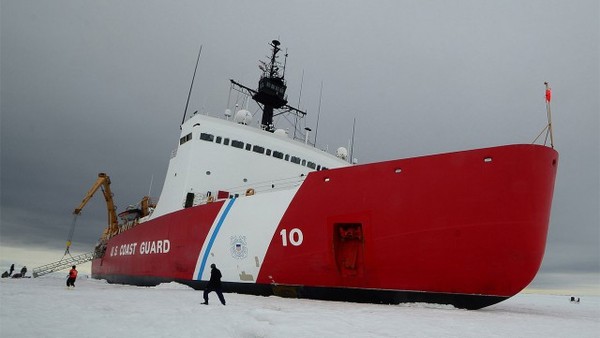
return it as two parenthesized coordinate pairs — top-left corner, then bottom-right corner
(179, 133), (192, 145)
(253, 145), (265, 154)
(194, 132), (325, 172)
(200, 133), (214, 142)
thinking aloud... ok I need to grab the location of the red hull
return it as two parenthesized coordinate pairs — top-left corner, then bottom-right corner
(92, 144), (558, 309)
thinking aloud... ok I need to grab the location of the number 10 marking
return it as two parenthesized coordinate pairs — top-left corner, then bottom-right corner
(280, 228), (303, 246)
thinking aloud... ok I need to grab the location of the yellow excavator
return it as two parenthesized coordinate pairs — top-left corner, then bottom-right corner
(67, 172), (155, 252)
(34, 173), (154, 278)
(34, 172), (118, 277)
(33, 173), (156, 278)
(65, 172), (118, 253)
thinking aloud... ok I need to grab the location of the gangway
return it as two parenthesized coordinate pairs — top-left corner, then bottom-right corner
(32, 251), (96, 278)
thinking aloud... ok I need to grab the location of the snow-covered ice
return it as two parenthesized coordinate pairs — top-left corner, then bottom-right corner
(1, 274), (598, 337)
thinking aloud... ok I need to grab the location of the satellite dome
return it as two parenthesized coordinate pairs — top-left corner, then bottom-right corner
(336, 147), (348, 160)
(234, 109), (252, 125)
(274, 129), (288, 137)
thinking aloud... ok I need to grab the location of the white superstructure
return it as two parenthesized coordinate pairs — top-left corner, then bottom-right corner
(150, 113), (349, 219)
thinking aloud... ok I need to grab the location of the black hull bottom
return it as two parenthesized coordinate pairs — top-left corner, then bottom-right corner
(92, 274), (508, 310)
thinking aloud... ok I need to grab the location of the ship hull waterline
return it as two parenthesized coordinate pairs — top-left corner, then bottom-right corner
(92, 144), (558, 310)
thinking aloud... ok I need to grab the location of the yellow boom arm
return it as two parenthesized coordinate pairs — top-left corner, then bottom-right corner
(73, 173), (119, 241)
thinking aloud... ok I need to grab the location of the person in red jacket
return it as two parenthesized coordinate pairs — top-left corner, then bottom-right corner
(66, 265), (78, 287)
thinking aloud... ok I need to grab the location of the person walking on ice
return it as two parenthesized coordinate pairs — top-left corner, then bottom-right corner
(66, 265), (78, 287)
(202, 263), (226, 305)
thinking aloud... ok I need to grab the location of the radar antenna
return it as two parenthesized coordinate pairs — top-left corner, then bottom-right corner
(230, 40), (306, 132)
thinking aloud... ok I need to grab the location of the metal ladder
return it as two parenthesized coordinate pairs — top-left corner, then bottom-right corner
(32, 251), (96, 278)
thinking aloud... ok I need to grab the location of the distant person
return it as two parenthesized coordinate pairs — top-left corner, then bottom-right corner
(9, 264), (14, 276)
(20, 266), (27, 277)
(67, 265), (78, 287)
(201, 263), (226, 305)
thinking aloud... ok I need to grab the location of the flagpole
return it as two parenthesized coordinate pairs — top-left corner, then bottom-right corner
(544, 82), (554, 148)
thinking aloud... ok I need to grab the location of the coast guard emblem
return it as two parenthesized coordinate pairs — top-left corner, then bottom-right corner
(230, 236), (248, 259)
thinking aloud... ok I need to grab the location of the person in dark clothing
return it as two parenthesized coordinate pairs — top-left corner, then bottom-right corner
(20, 266), (27, 277)
(66, 265), (78, 287)
(9, 264), (14, 276)
(202, 263), (226, 305)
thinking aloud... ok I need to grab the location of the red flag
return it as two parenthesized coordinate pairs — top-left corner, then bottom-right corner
(545, 88), (552, 102)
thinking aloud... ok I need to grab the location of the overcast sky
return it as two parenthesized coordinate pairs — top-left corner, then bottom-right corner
(1, 0), (598, 292)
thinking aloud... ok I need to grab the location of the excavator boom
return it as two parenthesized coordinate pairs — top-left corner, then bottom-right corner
(73, 173), (119, 240)
(33, 173), (121, 278)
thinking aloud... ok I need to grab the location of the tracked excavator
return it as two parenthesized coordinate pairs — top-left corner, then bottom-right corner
(33, 173), (154, 278)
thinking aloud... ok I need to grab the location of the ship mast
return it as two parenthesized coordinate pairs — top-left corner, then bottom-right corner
(253, 40), (288, 131)
(229, 40), (306, 132)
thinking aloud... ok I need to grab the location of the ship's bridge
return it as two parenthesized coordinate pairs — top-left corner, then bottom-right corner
(149, 113), (349, 219)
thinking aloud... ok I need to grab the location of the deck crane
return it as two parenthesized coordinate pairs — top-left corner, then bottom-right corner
(33, 173), (118, 278)
(65, 172), (119, 254)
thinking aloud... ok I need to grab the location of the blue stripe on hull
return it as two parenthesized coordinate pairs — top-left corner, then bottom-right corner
(196, 198), (236, 280)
